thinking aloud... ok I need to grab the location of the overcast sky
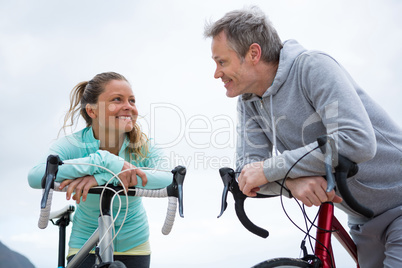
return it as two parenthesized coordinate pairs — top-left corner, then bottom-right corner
(0, 0), (401, 267)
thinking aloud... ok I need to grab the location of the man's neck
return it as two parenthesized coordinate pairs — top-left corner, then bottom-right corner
(254, 61), (279, 97)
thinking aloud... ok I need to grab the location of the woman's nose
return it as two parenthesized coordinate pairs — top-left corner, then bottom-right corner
(122, 100), (134, 110)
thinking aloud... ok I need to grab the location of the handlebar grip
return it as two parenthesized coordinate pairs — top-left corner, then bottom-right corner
(162, 196), (178, 235)
(335, 155), (374, 218)
(134, 188), (168, 198)
(234, 198), (269, 238)
(134, 187), (179, 235)
(38, 188), (53, 229)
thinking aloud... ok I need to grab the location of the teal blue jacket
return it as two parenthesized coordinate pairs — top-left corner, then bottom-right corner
(28, 127), (172, 252)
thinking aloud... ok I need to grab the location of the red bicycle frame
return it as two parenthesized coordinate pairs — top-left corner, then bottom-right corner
(314, 202), (359, 268)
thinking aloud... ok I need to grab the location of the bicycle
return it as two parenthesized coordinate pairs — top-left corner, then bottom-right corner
(38, 154), (186, 268)
(217, 136), (374, 268)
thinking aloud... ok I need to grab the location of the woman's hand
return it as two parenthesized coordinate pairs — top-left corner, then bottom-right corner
(59, 175), (98, 204)
(285, 176), (343, 207)
(118, 161), (148, 190)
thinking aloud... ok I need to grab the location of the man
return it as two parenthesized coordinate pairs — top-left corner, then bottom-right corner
(204, 6), (402, 268)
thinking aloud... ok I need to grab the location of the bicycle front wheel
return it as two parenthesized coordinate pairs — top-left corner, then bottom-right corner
(252, 257), (313, 268)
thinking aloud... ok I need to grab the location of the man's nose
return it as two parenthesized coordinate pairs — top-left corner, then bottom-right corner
(214, 67), (222, 79)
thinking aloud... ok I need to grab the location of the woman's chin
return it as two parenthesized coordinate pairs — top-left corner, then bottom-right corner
(123, 124), (135, 133)
(115, 121), (135, 133)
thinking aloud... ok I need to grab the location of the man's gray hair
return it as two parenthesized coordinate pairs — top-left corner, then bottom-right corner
(204, 6), (282, 63)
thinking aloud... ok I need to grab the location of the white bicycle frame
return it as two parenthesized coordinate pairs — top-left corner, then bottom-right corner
(38, 155), (185, 268)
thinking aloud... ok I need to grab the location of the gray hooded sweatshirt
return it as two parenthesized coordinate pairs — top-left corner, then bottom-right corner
(236, 39), (402, 225)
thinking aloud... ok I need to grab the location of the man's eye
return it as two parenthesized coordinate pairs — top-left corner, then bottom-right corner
(219, 61), (224, 66)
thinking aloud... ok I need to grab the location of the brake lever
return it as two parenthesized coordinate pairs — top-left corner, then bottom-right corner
(217, 167), (234, 218)
(170, 165), (186, 218)
(317, 135), (336, 192)
(218, 167), (270, 238)
(40, 155), (63, 209)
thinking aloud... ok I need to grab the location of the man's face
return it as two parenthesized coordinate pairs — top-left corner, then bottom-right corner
(211, 31), (256, 98)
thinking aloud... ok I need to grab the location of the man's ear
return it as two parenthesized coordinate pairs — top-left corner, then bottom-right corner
(85, 103), (97, 119)
(248, 43), (262, 63)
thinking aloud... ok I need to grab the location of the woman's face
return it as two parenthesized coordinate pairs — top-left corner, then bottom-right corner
(91, 79), (138, 135)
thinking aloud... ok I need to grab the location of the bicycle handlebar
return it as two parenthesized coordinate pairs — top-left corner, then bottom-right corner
(218, 135), (374, 238)
(217, 168), (275, 238)
(317, 135), (374, 218)
(38, 155), (186, 236)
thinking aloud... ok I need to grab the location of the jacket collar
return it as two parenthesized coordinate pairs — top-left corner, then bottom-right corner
(82, 126), (130, 155)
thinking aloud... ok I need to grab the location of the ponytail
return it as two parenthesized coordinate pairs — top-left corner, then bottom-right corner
(59, 81), (89, 137)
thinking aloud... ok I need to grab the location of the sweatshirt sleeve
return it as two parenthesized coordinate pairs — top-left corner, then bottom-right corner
(28, 137), (125, 189)
(263, 52), (377, 182)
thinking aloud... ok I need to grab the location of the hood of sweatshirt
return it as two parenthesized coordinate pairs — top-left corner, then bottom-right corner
(242, 39), (307, 101)
(239, 40), (308, 156)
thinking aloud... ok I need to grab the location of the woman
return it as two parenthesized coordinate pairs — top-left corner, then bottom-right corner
(28, 72), (172, 267)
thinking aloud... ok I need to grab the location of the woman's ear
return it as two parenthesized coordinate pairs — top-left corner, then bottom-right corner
(85, 103), (97, 119)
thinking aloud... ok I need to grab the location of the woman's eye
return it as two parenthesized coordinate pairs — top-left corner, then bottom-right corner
(112, 97), (121, 102)
(130, 99), (136, 105)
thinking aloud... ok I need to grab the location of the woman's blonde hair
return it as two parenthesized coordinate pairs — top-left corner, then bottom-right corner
(61, 72), (149, 159)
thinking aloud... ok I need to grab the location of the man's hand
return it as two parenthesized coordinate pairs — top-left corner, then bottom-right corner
(119, 161), (148, 191)
(238, 161), (268, 197)
(59, 175), (98, 204)
(285, 176), (343, 207)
